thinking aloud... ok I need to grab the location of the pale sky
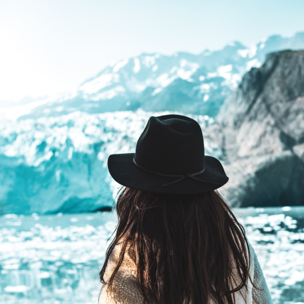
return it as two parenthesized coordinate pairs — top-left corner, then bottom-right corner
(0, 0), (304, 104)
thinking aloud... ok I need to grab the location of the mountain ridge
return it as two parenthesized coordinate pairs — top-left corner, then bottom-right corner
(1, 34), (304, 213)
(3, 32), (304, 120)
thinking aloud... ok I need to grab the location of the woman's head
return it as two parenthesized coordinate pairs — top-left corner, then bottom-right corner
(107, 115), (229, 195)
(100, 188), (252, 304)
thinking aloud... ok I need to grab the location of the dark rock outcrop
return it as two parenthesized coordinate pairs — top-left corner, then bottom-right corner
(210, 50), (304, 207)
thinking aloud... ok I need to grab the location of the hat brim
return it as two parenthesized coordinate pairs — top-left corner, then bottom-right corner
(108, 153), (228, 194)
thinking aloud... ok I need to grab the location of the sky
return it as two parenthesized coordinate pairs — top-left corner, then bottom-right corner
(0, 0), (304, 105)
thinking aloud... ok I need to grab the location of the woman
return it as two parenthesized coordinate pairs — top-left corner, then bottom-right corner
(99, 115), (272, 304)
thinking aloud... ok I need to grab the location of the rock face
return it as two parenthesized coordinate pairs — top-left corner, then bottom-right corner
(212, 50), (304, 207)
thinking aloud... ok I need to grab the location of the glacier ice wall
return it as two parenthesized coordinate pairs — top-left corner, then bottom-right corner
(0, 110), (219, 215)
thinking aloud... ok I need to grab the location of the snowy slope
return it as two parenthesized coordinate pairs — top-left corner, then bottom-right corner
(6, 32), (304, 120)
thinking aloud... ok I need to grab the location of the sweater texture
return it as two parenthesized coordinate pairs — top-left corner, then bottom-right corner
(98, 242), (273, 304)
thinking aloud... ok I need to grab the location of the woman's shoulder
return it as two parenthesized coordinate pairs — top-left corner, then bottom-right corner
(98, 271), (144, 304)
(248, 243), (273, 304)
(99, 243), (145, 304)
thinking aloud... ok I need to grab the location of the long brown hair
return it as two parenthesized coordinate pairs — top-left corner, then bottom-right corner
(100, 188), (253, 304)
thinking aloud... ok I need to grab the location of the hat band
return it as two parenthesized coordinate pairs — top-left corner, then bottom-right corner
(133, 158), (206, 187)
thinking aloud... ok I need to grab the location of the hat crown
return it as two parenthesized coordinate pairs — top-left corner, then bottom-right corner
(134, 115), (205, 175)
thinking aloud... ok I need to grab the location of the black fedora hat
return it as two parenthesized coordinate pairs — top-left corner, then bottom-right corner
(108, 114), (228, 194)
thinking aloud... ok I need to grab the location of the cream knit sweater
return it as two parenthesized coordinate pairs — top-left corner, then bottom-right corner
(99, 243), (273, 304)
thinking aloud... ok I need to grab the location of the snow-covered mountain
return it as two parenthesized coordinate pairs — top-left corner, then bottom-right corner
(1, 32), (304, 215)
(7, 32), (304, 120)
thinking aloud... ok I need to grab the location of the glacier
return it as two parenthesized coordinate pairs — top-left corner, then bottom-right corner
(0, 110), (217, 215)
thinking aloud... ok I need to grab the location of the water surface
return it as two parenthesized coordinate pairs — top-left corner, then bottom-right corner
(0, 207), (304, 304)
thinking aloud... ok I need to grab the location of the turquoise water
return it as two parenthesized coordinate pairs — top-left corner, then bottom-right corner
(0, 207), (304, 304)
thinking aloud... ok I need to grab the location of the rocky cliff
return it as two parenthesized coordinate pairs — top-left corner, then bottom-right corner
(211, 50), (304, 207)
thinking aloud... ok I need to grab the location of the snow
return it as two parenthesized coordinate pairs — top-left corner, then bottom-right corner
(156, 73), (176, 87)
(230, 74), (242, 88)
(133, 58), (141, 73)
(151, 87), (162, 96)
(91, 86), (125, 100)
(169, 66), (177, 73)
(177, 60), (199, 80)
(55, 106), (64, 112)
(4, 285), (29, 293)
(55, 170), (61, 182)
(179, 59), (189, 68)
(248, 44), (258, 58)
(238, 49), (250, 58)
(207, 72), (218, 78)
(177, 69), (193, 80)
(80, 74), (118, 95)
(125, 78), (147, 92)
(112, 59), (129, 73)
(40, 271), (51, 278)
(217, 64), (233, 79)
(204, 65), (241, 89)
(237, 45), (257, 59)
(200, 83), (210, 93)
(68, 147), (73, 160)
(152, 65), (158, 72)
(246, 59), (261, 70)
(3, 214), (19, 219)
(142, 55), (156, 68)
